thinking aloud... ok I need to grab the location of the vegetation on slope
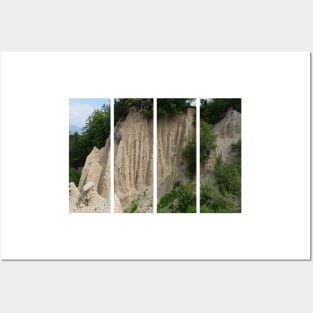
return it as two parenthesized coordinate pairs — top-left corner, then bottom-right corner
(200, 99), (241, 213)
(69, 104), (110, 185)
(200, 98), (241, 125)
(157, 98), (195, 117)
(200, 139), (241, 213)
(158, 182), (196, 213)
(114, 98), (153, 124)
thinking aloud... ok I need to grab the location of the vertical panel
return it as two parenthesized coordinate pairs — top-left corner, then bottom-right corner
(114, 99), (154, 213)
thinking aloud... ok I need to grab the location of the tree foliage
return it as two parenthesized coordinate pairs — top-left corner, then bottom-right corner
(200, 181), (239, 213)
(114, 98), (153, 124)
(82, 105), (110, 151)
(157, 98), (195, 117)
(214, 156), (241, 197)
(200, 98), (241, 125)
(200, 120), (216, 165)
(200, 138), (241, 213)
(69, 167), (80, 186)
(158, 183), (196, 213)
(182, 136), (196, 179)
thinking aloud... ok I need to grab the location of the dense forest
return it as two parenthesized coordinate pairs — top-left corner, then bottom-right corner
(69, 104), (110, 185)
(200, 98), (241, 213)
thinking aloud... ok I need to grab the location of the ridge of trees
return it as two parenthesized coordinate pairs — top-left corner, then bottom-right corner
(157, 98), (195, 117)
(114, 98), (196, 125)
(114, 98), (153, 124)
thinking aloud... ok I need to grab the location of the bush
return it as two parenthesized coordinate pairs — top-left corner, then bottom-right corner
(230, 139), (241, 161)
(176, 183), (196, 212)
(182, 136), (196, 179)
(200, 120), (216, 165)
(124, 195), (140, 213)
(200, 138), (241, 213)
(214, 156), (241, 197)
(200, 180), (240, 213)
(158, 183), (196, 213)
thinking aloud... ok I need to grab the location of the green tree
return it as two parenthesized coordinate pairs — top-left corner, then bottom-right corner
(214, 155), (241, 197)
(82, 104), (110, 150)
(157, 98), (194, 117)
(182, 136), (196, 179)
(200, 120), (216, 165)
(200, 98), (241, 125)
(200, 138), (241, 213)
(69, 167), (80, 186)
(114, 98), (153, 124)
(69, 132), (85, 168)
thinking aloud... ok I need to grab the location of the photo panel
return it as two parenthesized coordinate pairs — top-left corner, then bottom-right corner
(157, 99), (196, 213)
(200, 99), (241, 213)
(69, 98), (111, 213)
(114, 98), (154, 213)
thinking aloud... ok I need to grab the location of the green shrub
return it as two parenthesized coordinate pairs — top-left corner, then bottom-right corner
(176, 183), (196, 212)
(182, 136), (196, 179)
(214, 156), (241, 197)
(124, 196), (140, 213)
(157, 99), (194, 117)
(230, 139), (241, 161)
(158, 183), (196, 213)
(200, 137), (241, 213)
(200, 120), (216, 165)
(200, 180), (240, 213)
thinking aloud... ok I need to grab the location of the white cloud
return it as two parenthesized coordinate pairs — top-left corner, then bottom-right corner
(69, 102), (99, 129)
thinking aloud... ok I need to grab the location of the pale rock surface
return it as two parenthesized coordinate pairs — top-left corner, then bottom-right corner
(69, 108), (197, 212)
(69, 137), (111, 213)
(114, 111), (153, 212)
(157, 107), (195, 201)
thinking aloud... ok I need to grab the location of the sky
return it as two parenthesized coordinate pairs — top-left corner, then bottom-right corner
(69, 98), (110, 133)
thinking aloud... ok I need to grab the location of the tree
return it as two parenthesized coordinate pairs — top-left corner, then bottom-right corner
(200, 120), (216, 165)
(114, 98), (153, 124)
(200, 98), (241, 125)
(182, 136), (196, 178)
(69, 132), (84, 168)
(157, 98), (194, 117)
(81, 104), (110, 150)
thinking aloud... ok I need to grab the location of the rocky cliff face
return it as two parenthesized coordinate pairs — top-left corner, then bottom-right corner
(157, 107), (195, 200)
(69, 108), (196, 213)
(69, 139), (110, 213)
(202, 108), (241, 176)
(114, 111), (153, 213)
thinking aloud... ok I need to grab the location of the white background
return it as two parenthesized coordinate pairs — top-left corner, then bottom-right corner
(0, 52), (310, 260)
